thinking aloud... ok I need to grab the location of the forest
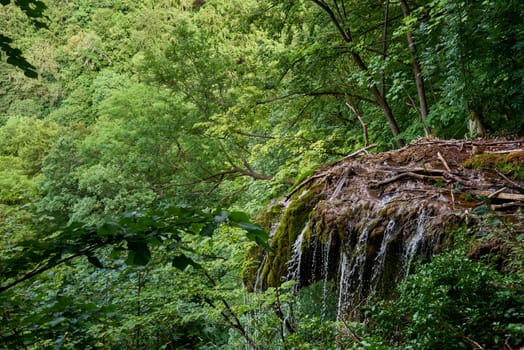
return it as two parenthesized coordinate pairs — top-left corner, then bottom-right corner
(1, 0), (523, 349)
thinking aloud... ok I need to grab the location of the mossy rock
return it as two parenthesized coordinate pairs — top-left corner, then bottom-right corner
(241, 244), (265, 292)
(463, 150), (524, 181)
(261, 184), (325, 287)
(254, 201), (285, 231)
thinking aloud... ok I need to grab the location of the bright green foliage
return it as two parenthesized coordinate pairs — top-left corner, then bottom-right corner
(0, 116), (61, 176)
(1, 0), (523, 348)
(0, 0), (48, 77)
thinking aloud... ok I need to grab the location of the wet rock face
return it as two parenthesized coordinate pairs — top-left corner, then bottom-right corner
(246, 138), (524, 320)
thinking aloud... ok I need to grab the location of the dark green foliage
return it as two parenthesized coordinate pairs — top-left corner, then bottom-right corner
(364, 250), (524, 349)
(0, 205), (268, 292)
(1, 0), (524, 348)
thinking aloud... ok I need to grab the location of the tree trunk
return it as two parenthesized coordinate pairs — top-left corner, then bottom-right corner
(310, 0), (404, 147)
(399, 0), (430, 137)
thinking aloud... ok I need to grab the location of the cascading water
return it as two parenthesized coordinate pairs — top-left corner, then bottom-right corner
(403, 208), (429, 278)
(286, 224), (307, 288)
(336, 226), (370, 320)
(249, 139), (521, 325)
(310, 237), (321, 282)
(336, 251), (350, 321)
(370, 219), (396, 294)
(254, 254), (267, 292)
(321, 233), (333, 320)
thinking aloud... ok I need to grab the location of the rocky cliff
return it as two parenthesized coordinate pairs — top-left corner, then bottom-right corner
(244, 138), (524, 320)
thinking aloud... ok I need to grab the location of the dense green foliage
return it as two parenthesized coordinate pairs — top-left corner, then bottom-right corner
(364, 250), (524, 349)
(1, 0), (523, 348)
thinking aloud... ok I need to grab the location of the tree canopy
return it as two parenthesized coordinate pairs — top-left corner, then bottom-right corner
(1, 0), (523, 348)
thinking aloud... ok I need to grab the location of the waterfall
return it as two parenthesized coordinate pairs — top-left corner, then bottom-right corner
(311, 236), (321, 282)
(370, 219), (396, 294)
(403, 208), (429, 278)
(254, 254), (268, 292)
(336, 226), (370, 320)
(336, 251), (350, 321)
(321, 232), (333, 320)
(286, 224), (308, 288)
(254, 220), (282, 292)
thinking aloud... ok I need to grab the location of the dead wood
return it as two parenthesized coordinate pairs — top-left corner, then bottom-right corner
(286, 144), (377, 200)
(330, 167), (352, 201)
(437, 151), (452, 172)
(496, 170), (524, 192)
(470, 190), (524, 202)
(487, 187), (507, 198)
(373, 171), (444, 186)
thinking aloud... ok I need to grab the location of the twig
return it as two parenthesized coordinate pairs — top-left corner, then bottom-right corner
(407, 94), (430, 137)
(338, 144), (377, 163)
(462, 335), (486, 350)
(470, 190), (524, 201)
(437, 151), (474, 186)
(330, 167), (352, 201)
(286, 144), (377, 200)
(484, 148), (524, 154)
(450, 187), (455, 210)
(284, 173), (327, 201)
(379, 166), (445, 175)
(202, 270), (258, 349)
(490, 202), (524, 210)
(437, 151), (452, 173)
(488, 187), (507, 198)
(0, 245), (97, 293)
(495, 169), (524, 191)
(345, 99), (369, 146)
(374, 172), (442, 186)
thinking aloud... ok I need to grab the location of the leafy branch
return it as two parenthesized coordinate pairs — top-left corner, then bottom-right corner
(0, 206), (270, 293)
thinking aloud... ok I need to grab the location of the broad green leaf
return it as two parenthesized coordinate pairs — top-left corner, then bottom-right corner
(87, 255), (103, 268)
(199, 223), (216, 237)
(126, 239), (151, 266)
(228, 211), (250, 223)
(97, 222), (121, 236)
(172, 254), (201, 270)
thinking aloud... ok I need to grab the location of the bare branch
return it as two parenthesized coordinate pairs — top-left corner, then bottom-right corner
(345, 99), (369, 146)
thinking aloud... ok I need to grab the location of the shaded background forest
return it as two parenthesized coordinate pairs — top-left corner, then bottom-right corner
(1, 0), (523, 349)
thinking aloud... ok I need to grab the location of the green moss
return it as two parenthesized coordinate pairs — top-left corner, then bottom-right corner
(254, 201), (285, 231)
(262, 184), (325, 287)
(241, 244), (265, 292)
(463, 151), (524, 181)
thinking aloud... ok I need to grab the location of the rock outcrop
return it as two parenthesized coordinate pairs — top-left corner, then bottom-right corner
(244, 138), (524, 320)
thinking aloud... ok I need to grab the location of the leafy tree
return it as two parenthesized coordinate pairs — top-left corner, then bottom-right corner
(362, 251), (524, 350)
(0, 0), (47, 77)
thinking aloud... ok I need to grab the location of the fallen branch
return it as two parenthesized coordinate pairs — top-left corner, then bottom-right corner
(330, 167), (352, 201)
(490, 202), (524, 210)
(495, 169), (524, 192)
(374, 172), (443, 186)
(284, 173), (327, 201)
(484, 148), (524, 154)
(379, 166), (446, 176)
(470, 190), (524, 201)
(338, 144), (377, 163)
(437, 151), (452, 173)
(488, 187), (507, 198)
(436, 151), (474, 187)
(287, 144), (376, 200)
